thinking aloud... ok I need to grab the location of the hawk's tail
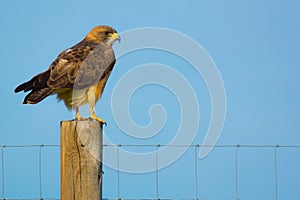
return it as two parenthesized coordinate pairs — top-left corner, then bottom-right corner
(14, 70), (52, 104)
(14, 80), (34, 93)
(23, 88), (53, 104)
(14, 70), (50, 93)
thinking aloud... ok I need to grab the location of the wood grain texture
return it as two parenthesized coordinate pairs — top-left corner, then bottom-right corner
(61, 120), (103, 200)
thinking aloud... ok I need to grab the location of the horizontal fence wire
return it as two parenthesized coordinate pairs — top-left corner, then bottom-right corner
(103, 144), (300, 148)
(1, 199), (60, 200)
(2, 144), (300, 148)
(2, 198), (207, 200)
(1, 144), (300, 200)
(102, 199), (207, 200)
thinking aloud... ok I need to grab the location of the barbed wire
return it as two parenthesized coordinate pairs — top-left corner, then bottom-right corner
(1, 144), (300, 200)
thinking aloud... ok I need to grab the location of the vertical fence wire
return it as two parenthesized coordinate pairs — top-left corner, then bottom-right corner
(117, 145), (121, 200)
(194, 145), (199, 200)
(39, 145), (43, 200)
(235, 145), (239, 200)
(274, 145), (279, 200)
(156, 144), (160, 200)
(1, 145), (4, 200)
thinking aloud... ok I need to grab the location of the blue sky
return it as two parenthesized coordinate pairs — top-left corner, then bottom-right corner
(0, 0), (299, 199)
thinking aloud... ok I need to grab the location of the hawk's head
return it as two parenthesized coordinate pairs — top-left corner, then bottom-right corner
(85, 25), (120, 45)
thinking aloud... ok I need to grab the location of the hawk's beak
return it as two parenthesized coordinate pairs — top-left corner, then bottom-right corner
(112, 32), (121, 43)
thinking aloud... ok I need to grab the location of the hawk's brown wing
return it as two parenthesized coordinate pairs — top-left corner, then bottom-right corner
(48, 42), (116, 90)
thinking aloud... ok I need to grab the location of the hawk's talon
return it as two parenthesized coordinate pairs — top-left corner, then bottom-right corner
(89, 114), (106, 125)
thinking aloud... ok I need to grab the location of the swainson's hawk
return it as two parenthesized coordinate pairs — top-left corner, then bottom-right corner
(14, 25), (120, 124)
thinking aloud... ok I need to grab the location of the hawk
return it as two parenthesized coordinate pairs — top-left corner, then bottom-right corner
(14, 25), (120, 124)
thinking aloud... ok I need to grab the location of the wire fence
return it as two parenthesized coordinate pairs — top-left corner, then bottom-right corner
(1, 144), (300, 200)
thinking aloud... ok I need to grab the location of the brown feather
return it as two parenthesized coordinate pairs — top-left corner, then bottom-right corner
(23, 88), (53, 104)
(14, 70), (50, 93)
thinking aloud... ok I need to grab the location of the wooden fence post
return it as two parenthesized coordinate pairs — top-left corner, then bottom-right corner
(60, 120), (103, 200)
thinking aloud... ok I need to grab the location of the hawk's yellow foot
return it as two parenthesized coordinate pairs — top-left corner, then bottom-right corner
(89, 113), (106, 125)
(76, 110), (82, 120)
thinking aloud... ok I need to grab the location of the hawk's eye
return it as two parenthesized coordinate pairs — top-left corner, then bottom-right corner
(104, 31), (110, 36)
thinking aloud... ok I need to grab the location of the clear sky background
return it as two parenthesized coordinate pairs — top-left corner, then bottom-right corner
(0, 0), (299, 199)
